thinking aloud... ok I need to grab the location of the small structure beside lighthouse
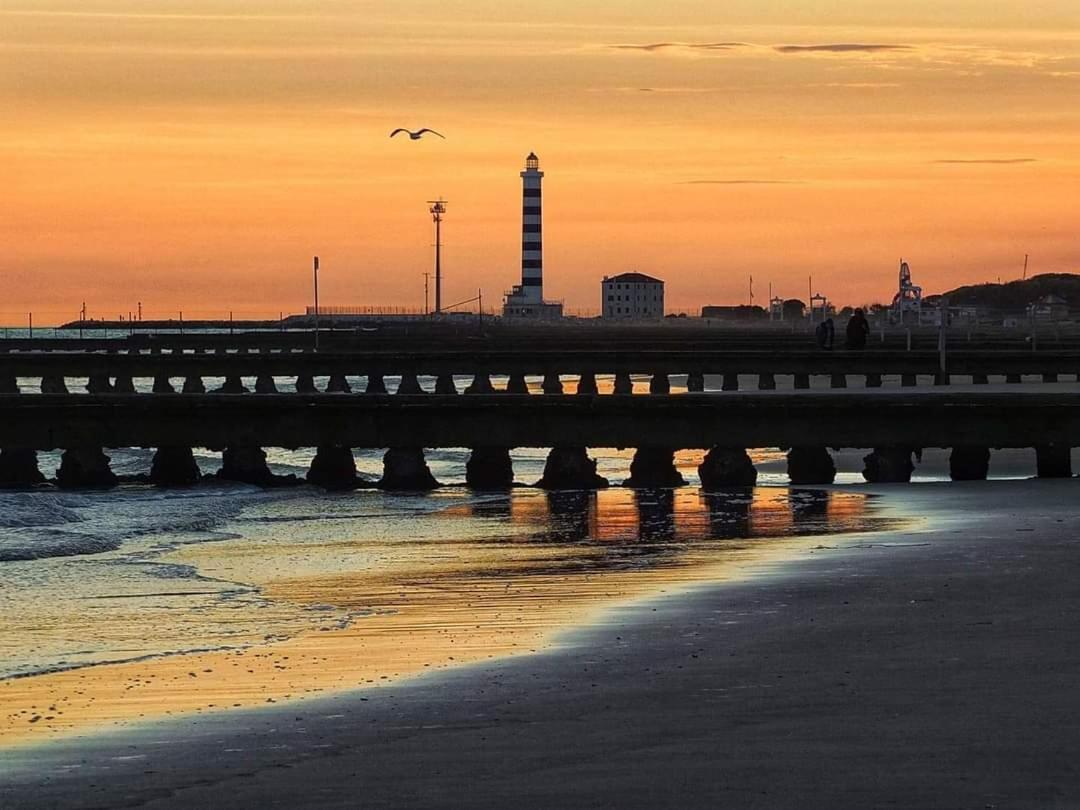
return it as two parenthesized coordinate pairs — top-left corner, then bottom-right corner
(503, 153), (563, 320)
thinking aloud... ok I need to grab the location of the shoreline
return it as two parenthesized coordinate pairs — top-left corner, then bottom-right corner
(4, 479), (1079, 806)
(1, 486), (899, 747)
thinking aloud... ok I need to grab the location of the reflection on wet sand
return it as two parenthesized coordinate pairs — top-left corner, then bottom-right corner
(2, 487), (900, 747)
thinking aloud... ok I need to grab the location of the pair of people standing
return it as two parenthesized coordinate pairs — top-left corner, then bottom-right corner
(815, 308), (870, 350)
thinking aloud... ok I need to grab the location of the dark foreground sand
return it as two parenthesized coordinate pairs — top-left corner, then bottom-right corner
(3, 479), (1080, 808)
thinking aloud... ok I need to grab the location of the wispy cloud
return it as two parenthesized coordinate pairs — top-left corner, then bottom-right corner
(609, 42), (748, 53)
(678, 180), (802, 185)
(933, 158), (1037, 165)
(775, 44), (910, 54)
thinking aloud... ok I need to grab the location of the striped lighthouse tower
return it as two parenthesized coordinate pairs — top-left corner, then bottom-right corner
(519, 152), (544, 305)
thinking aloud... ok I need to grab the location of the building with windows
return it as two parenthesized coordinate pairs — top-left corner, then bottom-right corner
(602, 272), (665, 320)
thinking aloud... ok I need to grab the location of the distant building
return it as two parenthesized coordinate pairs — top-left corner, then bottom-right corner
(1031, 294), (1069, 322)
(602, 272), (664, 320)
(503, 153), (564, 320)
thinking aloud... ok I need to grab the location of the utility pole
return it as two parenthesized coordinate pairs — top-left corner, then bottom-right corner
(428, 199), (447, 314)
(313, 256), (320, 352)
(423, 272), (431, 315)
(1022, 253), (1029, 281)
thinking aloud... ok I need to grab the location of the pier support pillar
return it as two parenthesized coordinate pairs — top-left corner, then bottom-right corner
(0, 449), (45, 488)
(1043, 373), (1059, 384)
(505, 373), (528, 395)
(576, 372), (598, 396)
(786, 446), (836, 485)
(537, 447), (609, 490)
(364, 373), (386, 394)
(686, 372), (705, 393)
(1006, 373), (1022, 384)
(0, 375), (18, 394)
(41, 375), (68, 394)
(436, 373), (459, 395)
(396, 373), (424, 395)
(649, 373), (670, 395)
(380, 448), (439, 490)
(793, 374), (810, 390)
(153, 375), (175, 394)
(901, 374), (917, 388)
(466, 372), (496, 395)
(949, 446), (990, 481)
(865, 373), (883, 388)
(327, 374), (352, 394)
(934, 372), (950, 386)
(1036, 444), (1073, 479)
(218, 446), (275, 486)
(758, 373), (777, 391)
(613, 372), (633, 396)
(308, 446), (363, 490)
(624, 448), (685, 489)
(182, 376), (206, 394)
(295, 374), (316, 394)
(698, 447), (757, 490)
(255, 374), (278, 394)
(87, 374), (113, 394)
(150, 447), (201, 487)
(972, 374), (989, 385)
(862, 447), (916, 483)
(216, 375), (248, 394)
(721, 373), (739, 392)
(466, 447), (514, 490)
(830, 373), (847, 389)
(542, 372), (564, 395)
(57, 447), (118, 489)
(113, 376), (136, 394)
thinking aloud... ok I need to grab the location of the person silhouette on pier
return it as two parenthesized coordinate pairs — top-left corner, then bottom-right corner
(846, 308), (870, 350)
(815, 317), (835, 350)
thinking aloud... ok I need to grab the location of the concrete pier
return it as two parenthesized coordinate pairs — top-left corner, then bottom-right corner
(758, 372), (776, 391)
(87, 374), (113, 394)
(218, 446), (276, 486)
(307, 445), (364, 490)
(326, 374), (351, 394)
(699, 447), (757, 489)
(466, 373), (495, 395)
(1036, 444), (1073, 479)
(537, 447), (609, 490)
(830, 373), (847, 389)
(576, 373), (598, 396)
(57, 447), (118, 489)
(649, 373), (670, 395)
(865, 373), (883, 388)
(722, 373), (739, 392)
(949, 446), (990, 481)
(862, 447), (916, 483)
(505, 374), (528, 394)
(153, 375), (175, 394)
(255, 374), (278, 394)
(113, 376), (136, 394)
(465, 447), (514, 490)
(396, 373), (423, 395)
(0, 376), (17, 394)
(686, 372), (705, 393)
(217, 375), (248, 394)
(787, 446), (837, 485)
(41, 375), (68, 394)
(624, 448), (685, 489)
(150, 447), (202, 487)
(182, 376), (206, 394)
(0, 449), (45, 487)
(436, 374), (459, 395)
(365, 374), (387, 395)
(295, 374), (316, 394)
(380, 448), (439, 490)
(542, 373), (564, 395)
(613, 372), (633, 395)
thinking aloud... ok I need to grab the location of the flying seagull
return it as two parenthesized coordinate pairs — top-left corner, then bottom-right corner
(390, 128), (445, 140)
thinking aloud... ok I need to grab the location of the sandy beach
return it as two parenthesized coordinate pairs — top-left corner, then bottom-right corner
(3, 477), (1079, 808)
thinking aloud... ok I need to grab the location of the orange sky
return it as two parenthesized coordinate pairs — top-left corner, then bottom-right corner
(1, 1), (1079, 322)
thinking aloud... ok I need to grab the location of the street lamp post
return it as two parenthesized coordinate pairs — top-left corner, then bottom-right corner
(428, 199), (447, 315)
(313, 256), (320, 352)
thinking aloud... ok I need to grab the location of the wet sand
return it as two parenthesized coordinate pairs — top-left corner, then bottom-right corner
(0, 488), (888, 746)
(3, 478), (1080, 807)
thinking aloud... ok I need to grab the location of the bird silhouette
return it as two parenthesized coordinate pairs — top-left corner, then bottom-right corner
(390, 128), (445, 141)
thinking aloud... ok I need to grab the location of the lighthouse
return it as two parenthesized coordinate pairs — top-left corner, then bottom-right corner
(520, 152), (544, 304)
(503, 153), (563, 319)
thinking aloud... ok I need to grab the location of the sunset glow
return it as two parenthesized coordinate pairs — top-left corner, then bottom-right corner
(3, 1), (1079, 322)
